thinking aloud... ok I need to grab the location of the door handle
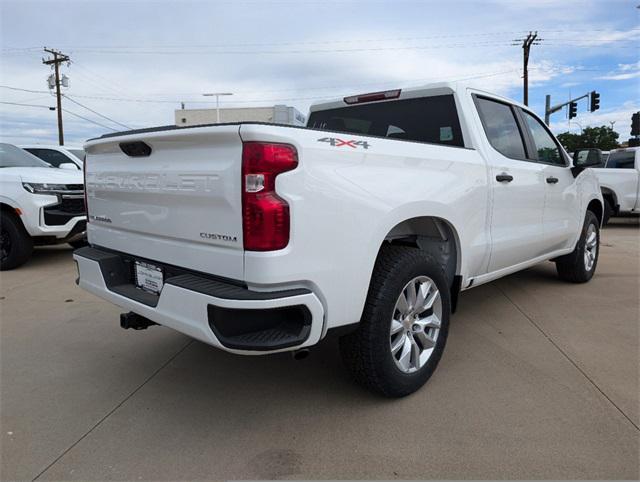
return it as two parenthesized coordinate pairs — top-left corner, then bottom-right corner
(546, 176), (559, 184)
(496, 173), (514, 183)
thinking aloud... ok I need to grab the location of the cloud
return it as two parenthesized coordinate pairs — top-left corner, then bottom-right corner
(0, 0), (637, 144)
(550, 100), (640, 139)
(597, 61), (640, 80)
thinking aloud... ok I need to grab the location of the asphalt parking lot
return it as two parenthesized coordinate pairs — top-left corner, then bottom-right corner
(1, 219), (638, 481)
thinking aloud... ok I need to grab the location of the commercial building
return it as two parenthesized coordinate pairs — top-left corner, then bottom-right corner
(175, 105), (306, 127)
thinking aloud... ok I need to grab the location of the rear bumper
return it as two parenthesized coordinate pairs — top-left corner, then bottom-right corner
(73, 247), (324, 354)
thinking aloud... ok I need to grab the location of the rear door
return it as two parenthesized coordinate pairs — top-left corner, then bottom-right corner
(519, 109), (580, 252)
(474, 96), (547, 272)
(85, 125), (245, 280)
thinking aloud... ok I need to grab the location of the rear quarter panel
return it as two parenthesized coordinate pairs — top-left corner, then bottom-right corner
(240, 124), (490, 331)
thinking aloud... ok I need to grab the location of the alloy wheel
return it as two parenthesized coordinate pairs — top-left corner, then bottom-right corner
(389, 276), (442, 373)
(584, 224), (597, 271)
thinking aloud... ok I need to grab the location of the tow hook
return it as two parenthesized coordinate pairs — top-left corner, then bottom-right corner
(292, 348), (310, 360)
(120, 312), (157, 330)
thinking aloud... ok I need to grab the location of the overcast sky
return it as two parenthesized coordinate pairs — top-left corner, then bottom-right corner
(0, 0), (638, 146)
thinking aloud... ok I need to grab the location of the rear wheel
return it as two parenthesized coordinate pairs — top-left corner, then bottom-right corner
(0, 212), (33, 270)
(555, 211), (599, 283)
(340, 245), (450, 397)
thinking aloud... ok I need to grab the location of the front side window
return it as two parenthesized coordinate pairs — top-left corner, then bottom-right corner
(25, 148), (74, 168)
(475, 97), (527, 159)
(522, 111), (564, 165)
(606, 151), (635, 169)
(307, 95), (464, 147)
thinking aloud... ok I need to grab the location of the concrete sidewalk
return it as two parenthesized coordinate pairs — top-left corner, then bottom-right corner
(1, 220), (638, 480)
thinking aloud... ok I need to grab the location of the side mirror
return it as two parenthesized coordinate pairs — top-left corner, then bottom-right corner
(572, 148), (603, 168)
(571, 148), (603, 178)
(59, 162), (80, 170)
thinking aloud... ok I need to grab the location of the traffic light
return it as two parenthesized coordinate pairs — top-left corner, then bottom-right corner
(590, 91), (600, 112)
(632, 112), (640, 136)
(569, 101), (578, 119)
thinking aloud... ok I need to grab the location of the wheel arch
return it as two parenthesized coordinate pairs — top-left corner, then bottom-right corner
(0, 202), (26, 228)
(586, 198), (604, 226)
(379, 215), (463, 312)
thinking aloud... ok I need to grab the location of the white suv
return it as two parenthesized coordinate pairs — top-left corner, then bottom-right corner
(0, 143), (86, 270)
(20, 144), (84, 169)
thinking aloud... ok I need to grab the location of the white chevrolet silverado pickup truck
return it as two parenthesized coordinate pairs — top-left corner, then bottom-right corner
(591, 147), (639, 223)
(74, 83), (603, 397)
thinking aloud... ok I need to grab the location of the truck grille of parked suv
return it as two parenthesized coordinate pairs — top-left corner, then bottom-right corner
(43, 187), (86, 226)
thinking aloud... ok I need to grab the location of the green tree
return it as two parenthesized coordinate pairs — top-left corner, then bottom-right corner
(556, 126), (620, 152)
(557, 132), (582, 152)
(580, 126), (619, 150)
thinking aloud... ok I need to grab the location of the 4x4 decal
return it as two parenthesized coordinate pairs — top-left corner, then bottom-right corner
(318, 137), (370, 149)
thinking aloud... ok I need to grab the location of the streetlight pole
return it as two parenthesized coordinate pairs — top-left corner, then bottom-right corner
(202, 93), (233, 123)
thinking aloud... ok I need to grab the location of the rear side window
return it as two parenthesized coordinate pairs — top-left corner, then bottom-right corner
(25, 148), (76, 168)
(307, 95), (464, 147)
(521, 110), (564, 165)
(606, 151), (635, 169)
(474, 97), (527, 160)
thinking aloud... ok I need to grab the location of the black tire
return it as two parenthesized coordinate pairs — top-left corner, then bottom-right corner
(555, 211), (599, 283)
(339, 245), (451, 397)
(602, 198), (613, 226)
(0, 212), (33, 270)
(68, 238), (88, 249)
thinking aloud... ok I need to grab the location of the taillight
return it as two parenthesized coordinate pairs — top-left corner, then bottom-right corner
(242, 142), (298, 251)
(83, 157), (88, 221)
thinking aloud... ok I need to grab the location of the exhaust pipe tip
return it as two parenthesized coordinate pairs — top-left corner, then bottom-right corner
(292, 348), (310, 360)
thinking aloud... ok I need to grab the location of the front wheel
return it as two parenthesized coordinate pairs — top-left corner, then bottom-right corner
(339, 245), (450, 397)
(555, 211), (600, 283)
(1, 212), (33, 270)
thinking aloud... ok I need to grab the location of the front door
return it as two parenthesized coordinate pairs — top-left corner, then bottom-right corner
(520, 109), (581, 252)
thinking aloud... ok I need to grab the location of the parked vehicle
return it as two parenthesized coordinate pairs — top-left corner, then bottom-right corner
(20, 144), (84, 169)
(74, 83), (603, 397)
(587, 147), (639, 223)
(0, 143), (86, 270)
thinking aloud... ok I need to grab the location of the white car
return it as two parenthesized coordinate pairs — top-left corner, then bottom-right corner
(591, 147), (639, 223)
(74, 83), (603, 397)
(20, 144), (84, 170)
(0, 143), (86, 270)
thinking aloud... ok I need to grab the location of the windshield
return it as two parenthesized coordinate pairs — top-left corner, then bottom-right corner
(0, 143), (51, 168)
(69, 149), (85, 162)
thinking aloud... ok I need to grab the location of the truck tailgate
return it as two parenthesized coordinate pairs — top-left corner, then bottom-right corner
(84, 125), (245, 280)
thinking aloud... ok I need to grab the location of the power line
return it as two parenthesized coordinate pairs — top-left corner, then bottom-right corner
(0, 101), (54, 109)
(62, 109), (118, 131)
(63, 95), (132, 129)
(0, 31), (526, 53)
(0, 70), (520, 106)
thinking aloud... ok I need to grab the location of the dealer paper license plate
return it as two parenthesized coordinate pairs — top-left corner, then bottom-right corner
(134, 261), (164, 295)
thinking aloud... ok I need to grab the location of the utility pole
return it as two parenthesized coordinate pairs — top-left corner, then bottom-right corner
(513, 32), (540, 106)
(43, 48), (70, 146)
